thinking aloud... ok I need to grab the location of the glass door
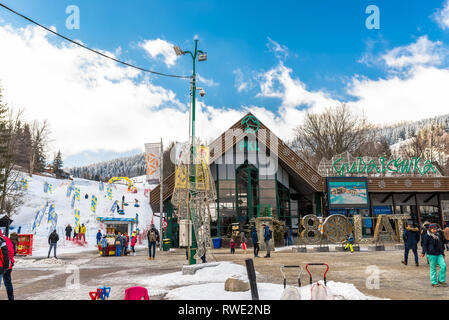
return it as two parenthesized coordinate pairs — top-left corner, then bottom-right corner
(236, 162), (259, 227)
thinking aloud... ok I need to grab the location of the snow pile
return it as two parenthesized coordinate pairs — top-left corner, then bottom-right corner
(140, 261), (249, 292)
(165, 279), (380, 300)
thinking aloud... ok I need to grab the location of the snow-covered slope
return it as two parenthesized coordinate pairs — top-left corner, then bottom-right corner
(9, 173), (157, 257)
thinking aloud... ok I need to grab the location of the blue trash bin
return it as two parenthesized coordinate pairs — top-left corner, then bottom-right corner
(212, 237), (222, 249)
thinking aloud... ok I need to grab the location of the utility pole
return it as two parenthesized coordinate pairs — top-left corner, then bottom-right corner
(159, 137), (163, 250)
(174, 39), (207, 265)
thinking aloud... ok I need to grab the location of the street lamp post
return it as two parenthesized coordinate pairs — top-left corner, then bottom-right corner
(174, 39), (207, 265)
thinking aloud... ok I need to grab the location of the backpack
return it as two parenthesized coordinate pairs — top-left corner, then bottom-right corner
(115, 238), (121, 246)
(269, 230), (273, 240)
(149, 230), (157, 242)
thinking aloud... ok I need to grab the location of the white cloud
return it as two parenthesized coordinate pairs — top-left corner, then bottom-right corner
(139, 38), (178, 67)
(197, 74), (219, 87)
(382, 36), (447, 69)
(434, 0), (449, 30)
(0, 24), (305, 162)
(256, 61), (340, 112)
(233, 68), (254, 93)
(347, 65), (449, 124)
(266, 37), (289, 60)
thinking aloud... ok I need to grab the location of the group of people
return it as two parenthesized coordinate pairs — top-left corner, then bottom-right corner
(403, 221), (449, 287)
(111, 231), (137, 256)
(0, 229), (15, 300)
(229, 223), (273, 258)
(65, 224), (87, 242)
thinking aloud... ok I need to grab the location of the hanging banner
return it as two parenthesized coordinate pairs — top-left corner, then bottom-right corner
(44, 182), (49, 193)
(99, 181), (104, 191)
(145, 142), (161, 184)
(91, 195), (97, 213)
(48, 184), (53, 194)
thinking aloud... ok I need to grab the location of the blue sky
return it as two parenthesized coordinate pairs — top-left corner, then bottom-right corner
(1, 0), (449, 167)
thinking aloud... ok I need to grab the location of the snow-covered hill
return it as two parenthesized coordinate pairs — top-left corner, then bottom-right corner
(8, 173), (158, 257)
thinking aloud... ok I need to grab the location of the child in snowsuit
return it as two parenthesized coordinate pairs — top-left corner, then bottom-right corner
(344, 233), (355, 253)
(230, 239), (236, 254)
(131, 232), (137, 256)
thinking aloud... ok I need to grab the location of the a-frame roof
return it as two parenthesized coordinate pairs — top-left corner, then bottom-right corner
(149, 112), (325, 208)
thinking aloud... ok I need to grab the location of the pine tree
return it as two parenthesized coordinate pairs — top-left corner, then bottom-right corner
(53, 150), (64, 178)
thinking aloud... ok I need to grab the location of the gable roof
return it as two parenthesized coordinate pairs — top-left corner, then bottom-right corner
(149, 112), (324, 208)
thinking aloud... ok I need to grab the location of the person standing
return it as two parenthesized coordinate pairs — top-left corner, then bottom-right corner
(80, 224), (86, 242)
(0, 230), (14, 300)
(263, 223), (272, 258)
(443, 223), (449, 251)
(421, 223), (447, 287)
(230, 238), (236, 254)
(65, 224), (73, 241)
(8, 232), (18, 256)
(251, 226), (260, 258)
(122, 233), (129, 256)
(48, 229), (59, 259)
(114, 232), (123, 257)
(402, 223), (420, 266)
(131, 232), (137, 256)
(240, 231), (247, 254)
(421, 221), (431, 265)
(74, 226), (79, 241)
(96, 230), (102, 245)
(147, 224), (160, 260)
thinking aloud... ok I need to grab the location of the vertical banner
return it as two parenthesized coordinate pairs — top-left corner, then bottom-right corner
(74, 209), (80, 227)
(22, 178), (28, 191)
(44, 182), (49, 193)
(107, 186), (112, 200)
(91, 195), (97, 213)
(145, 142), (161, 184)
(32, 210), (41, 231)
(99, 181), (104, 191)
(111, 200), (119, 213)
(48, 184), (53, 194)
(47, 203), (55, 223)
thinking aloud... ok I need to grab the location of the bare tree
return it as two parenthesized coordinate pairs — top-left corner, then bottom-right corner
(291, 104), (372, 168)
(29, 119), (50, 176)
(0, 107), (25, 215)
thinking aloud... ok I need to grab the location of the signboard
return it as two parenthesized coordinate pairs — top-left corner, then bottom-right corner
(373, 206), (393, 215)
(145, 142), (161, 184)
(327, 177), (369, 209)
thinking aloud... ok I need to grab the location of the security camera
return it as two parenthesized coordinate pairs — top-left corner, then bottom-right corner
(199, 88), (206, 97)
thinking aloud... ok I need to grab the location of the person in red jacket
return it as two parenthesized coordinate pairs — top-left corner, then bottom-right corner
(130, 232), (137, 256)
(0, 229), (14, 300)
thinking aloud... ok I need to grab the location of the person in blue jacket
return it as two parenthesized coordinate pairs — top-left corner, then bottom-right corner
(263, 223), (272, 258)
(96, 230), (102, 245)
(401, 224), (420, 266)
(251, 226), (259, 258)
(344, 233), (355, 253)
(421, 224), (447, 287)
